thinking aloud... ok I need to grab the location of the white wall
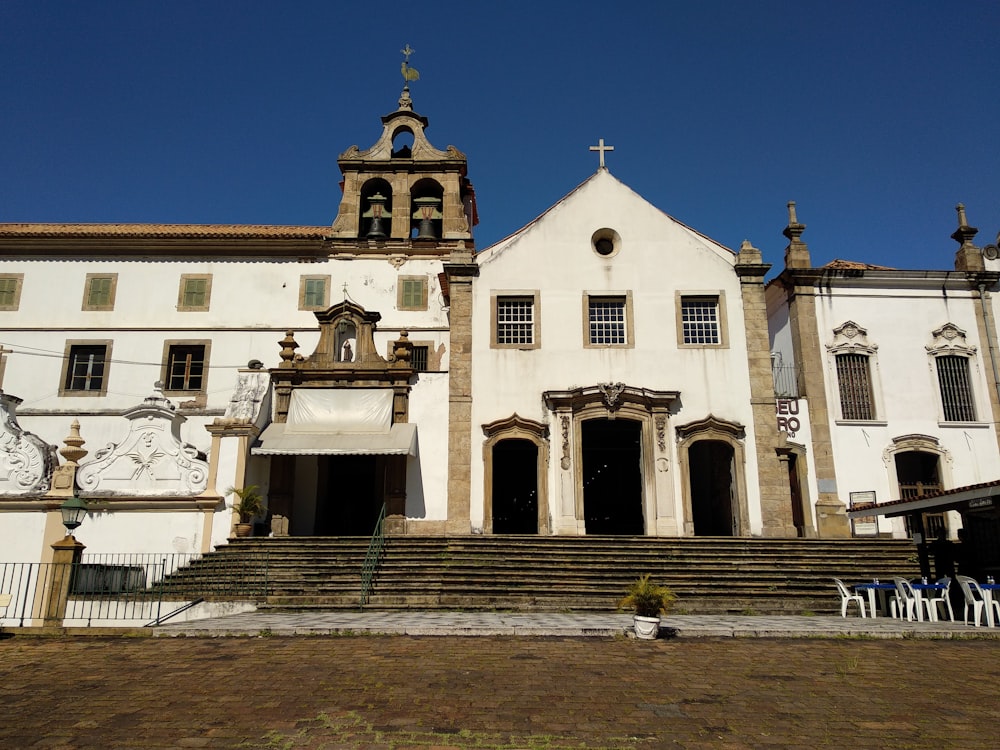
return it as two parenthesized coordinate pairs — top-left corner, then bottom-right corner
(471, 171), (762, 533)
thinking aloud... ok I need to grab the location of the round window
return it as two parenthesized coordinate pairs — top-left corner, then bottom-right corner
(591, 228), (621, 258)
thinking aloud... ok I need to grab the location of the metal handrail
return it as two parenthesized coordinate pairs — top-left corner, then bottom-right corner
(360, 503), (387, 608)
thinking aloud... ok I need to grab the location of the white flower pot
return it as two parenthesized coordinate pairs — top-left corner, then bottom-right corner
(633, 615), (661, 640)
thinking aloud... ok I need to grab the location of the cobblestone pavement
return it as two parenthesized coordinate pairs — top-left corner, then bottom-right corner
(2, 633), (998, 749)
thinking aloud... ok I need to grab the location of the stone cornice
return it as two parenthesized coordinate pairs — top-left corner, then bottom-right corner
(0, 496), (223, 512)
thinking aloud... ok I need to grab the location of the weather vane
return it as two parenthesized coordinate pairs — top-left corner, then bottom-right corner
(400, 45), (420, 85)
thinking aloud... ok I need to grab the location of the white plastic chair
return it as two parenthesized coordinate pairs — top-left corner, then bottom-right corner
(891, 578), (930, 622)
(923, 577), (955, 622)
(833, 578), (866, 618)
(956, 575), (1000, 627)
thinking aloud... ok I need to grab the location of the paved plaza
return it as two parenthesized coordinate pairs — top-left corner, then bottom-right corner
(2, 614), (1000, 749)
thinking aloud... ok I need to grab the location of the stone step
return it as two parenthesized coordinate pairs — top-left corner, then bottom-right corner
(157, 535), (921, 615)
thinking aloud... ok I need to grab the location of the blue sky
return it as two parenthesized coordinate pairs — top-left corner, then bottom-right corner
(2, 1), (998, 272)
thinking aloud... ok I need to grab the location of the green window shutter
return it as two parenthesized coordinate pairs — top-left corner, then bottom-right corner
(0, 278), (18, 307)
(304, 278), (326, 307)
(401, 278), (424, 308)
(88, 277), (112, 307)
(183, 278), (207, 308)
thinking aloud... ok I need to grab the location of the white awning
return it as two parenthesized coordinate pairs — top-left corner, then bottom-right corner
(252, 422), (417, 456)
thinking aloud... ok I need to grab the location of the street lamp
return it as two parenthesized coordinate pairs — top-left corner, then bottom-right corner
(59, 496), (88, 537)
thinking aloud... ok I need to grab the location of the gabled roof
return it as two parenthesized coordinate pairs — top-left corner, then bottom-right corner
(477, 169), (734, 264)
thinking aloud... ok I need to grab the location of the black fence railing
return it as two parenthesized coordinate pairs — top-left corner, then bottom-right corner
(0, 550), (268, 627)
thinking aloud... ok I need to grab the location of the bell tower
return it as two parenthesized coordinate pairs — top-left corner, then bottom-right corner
(329, 52), (477, 251)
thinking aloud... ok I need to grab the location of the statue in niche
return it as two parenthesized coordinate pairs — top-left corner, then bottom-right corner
(336, 320), (357, 362)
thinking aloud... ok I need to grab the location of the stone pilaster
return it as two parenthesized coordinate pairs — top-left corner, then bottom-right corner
(779, 204), (850, 537)
(443, 259), (478, 534)
(735, 241), (796, 537)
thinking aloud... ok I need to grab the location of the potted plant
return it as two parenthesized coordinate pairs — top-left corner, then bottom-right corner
(620, 573), (676, 640)
(227, 485), (264, 537)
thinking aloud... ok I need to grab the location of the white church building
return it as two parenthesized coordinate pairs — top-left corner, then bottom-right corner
(2, 82), (999, 569)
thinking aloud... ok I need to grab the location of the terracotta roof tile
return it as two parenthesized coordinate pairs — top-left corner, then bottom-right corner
(0, 223), (330, 239)
(822, 258), (895, 270)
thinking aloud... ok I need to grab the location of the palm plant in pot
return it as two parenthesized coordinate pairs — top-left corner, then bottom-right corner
(620, 573), (676, 640)
(227, 485), (264, 537)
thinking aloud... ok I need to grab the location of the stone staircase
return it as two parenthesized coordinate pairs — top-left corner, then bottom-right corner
(157, 535), (921, 615)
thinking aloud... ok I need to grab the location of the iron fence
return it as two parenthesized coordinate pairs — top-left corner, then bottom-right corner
(0, 550), (268, 627)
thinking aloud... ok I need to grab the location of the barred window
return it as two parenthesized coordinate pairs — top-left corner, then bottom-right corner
(411, 345), (429, 372)
(836, 353), (874, 420)
(497, 297), (535, 346)
(588, 296), (626, 345)
(166, 344), (206, 391)
(937, 355), (976, 421)
(681, 297), (720, 344)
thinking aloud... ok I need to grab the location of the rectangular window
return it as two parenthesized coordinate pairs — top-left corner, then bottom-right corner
(836, 353), (875, 420)
(411, 345), (429, 372)
(63, 343), (110, 394)
(178, 275), (212, 311)
(681, 297), (720, 344)
(497, 296), (535, 345)
(166, 344), (207, 391)
(299, 275), (329, 310)
(83, 274), (117, 310)
(588, 296), (627, 345)
(397, 276), (428, 311)
(937, 355), (976, 421)
(0, 274), (24, 311)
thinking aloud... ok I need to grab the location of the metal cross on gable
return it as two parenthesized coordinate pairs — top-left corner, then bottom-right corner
(589, 138), (614, 169)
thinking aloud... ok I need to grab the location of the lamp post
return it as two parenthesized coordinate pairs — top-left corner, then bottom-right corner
(59, 496), (89, 538)
(45, 496), (88, 627)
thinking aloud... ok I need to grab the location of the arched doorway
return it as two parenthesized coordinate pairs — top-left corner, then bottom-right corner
(491, 439), (539, 534)
(582, 418), (644, 535)
(676, 415), (749, 537)
(688, 440), (737, 536)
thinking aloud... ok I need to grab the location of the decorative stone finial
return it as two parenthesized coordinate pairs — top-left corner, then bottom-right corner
(59, 420), (88, 466)
(278, 331), (299, 366)
(782, 200), (811, 269)
(951, 202), (978, 247)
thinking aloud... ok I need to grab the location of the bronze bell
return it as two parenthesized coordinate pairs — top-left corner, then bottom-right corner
(413, 196), (440, 239)
(364, 192), (388, 238)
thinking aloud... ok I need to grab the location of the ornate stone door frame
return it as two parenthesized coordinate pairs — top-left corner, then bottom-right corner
(481, 414), (550, 535)
(676, 415), (751, 536)
(543, 384), (679, 536)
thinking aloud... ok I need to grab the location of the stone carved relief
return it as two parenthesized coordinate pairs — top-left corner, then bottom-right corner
(76, 390), (209, 496)
(560, 416), (571, 470)
(223, 371), (270, 423)
(0, 390), (56, 495)
(655, 415), (667, 452)
(926, 323), (976, 356)
(598, 382), (626, 411)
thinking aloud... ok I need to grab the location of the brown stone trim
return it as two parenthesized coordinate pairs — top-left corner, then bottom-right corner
(81, 273), (118, 311)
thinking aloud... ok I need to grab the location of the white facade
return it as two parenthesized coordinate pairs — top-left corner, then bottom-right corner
(767, 229), (1000, 540)
(471, 170), (772, 537)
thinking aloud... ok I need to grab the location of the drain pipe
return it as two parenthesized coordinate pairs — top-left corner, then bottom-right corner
(978, 283), (1000, 407)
